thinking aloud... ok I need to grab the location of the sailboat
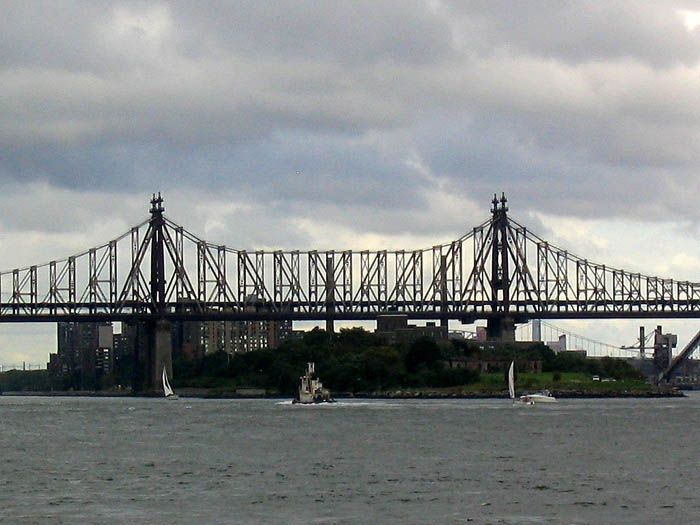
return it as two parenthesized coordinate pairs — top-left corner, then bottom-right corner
(508, 361), (534, 404)
(162, 367), (179, 400)
(509, 360), (557, 404)
(508, 361), (517, 401)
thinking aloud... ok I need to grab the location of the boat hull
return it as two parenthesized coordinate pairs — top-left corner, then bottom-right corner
(292, 398), (335, 404)
(520, 394), (557, 404)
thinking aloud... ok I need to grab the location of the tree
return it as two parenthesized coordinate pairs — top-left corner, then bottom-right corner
(303, 327), (331, 347)
(404, 337), (441, 373)
(362, 346), (405, 389)
(337, 327), (382, 348)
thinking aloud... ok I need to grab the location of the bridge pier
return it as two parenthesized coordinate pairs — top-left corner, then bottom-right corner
(486, 316), (516, 342)
(325, 253), (335, 335)
(133, 193), (174, 395)
(132, 319), (173, 394)
(150, 319), (173, 394)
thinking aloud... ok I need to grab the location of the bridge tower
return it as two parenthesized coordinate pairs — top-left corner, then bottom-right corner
(487, 193), (516, 341)
(325, 253), (335, 334)
(134, 193), (173, 394)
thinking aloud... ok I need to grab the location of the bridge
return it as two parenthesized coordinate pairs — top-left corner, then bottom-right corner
(3, 193), (700, 390)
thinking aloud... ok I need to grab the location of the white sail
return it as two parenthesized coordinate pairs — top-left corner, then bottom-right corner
(162, 367), (175, 397)
(508, 361), (515, 399)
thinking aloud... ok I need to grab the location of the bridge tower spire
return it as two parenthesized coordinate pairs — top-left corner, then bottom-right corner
(138, 192), (173, 393)
(150, 192), (166, 310)
(487, 193), (515, 341)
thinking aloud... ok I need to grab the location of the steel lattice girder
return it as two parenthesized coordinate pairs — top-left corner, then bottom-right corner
(3, 198), (700, 321)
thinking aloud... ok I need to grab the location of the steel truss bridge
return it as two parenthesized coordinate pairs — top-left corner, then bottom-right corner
(3, 193), (700, 332)
(4, 192), (700, 389)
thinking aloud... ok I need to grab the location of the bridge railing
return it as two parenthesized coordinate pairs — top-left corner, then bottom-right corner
(510, 217), (700, 315)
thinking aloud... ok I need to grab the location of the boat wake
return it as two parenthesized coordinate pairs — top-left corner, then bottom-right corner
(277, 400), (404, 408)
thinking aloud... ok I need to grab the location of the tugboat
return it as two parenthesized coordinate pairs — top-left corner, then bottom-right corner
(293, 362), (335, 404)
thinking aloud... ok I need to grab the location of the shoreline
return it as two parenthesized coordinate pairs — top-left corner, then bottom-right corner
(0, 388), (685, 399)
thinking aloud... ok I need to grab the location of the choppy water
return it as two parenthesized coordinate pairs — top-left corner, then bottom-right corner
(1, 393), (699, 524)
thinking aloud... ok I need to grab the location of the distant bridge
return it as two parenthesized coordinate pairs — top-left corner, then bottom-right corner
(3, 193), (700, 389)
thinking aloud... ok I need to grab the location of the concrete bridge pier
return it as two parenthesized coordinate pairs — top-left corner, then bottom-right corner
(486, 316), (516, 342)
(141, 193), (174, 395)
(132, 319), (173, 394)
(150, 319), (173, 394)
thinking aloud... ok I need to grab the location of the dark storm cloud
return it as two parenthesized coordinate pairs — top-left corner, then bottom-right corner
(3, 0), (700, 363)
(0, 0), (699, 237)
(408, 112), (699, 221)
(1, 1), (452, 70)
(0, 130), (428, 213)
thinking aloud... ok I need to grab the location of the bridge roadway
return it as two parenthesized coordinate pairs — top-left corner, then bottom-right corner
(3, 304), (700, 323)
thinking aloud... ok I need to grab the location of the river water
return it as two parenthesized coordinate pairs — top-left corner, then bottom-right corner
(1, 393), (699, 524)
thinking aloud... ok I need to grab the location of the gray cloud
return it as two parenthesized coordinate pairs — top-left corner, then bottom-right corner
(3, 1), (700, 364)
(1, 1), (699, 238)
(443, 1), (700, 68)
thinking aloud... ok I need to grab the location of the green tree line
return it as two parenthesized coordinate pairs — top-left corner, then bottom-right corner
(173, 327), (481, 393)
(11, 327), (645, 392)
(172, 328), (645, 393)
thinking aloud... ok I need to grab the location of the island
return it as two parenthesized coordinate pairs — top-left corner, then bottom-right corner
(1, 327), (683, 398)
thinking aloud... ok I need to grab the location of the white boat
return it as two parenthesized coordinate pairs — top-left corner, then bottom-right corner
(162, 367), (179, 400)
(520, 390), (557, 404)
(293, 362), (334, 404)
(509, 360), (557, 404)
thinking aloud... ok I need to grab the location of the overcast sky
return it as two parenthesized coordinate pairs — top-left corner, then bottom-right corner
(2, 1), (700, 366)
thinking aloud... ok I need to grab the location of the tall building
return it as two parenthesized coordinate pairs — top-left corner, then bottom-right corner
(170, 300), (206, 360)
(201, 318), (292, 354)
(49, 322), (113, 388)
(172, 321), (205, 360)
(374, 314), (447, 345)
(229, 318), (292, 353)
(653, 326), (677, 371)
(113, 322), (143, 388)
(203, 320), (231, 354)
(49, 316), (295, 388)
